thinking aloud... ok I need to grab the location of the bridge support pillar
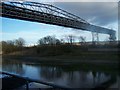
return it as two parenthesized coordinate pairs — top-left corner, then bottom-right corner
(92, 32), (99, 45)
(109, 34), (116, 41)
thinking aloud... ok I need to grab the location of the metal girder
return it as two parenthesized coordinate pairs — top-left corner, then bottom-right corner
(3, 1), (88, 23)
(0, 1), (116, 40)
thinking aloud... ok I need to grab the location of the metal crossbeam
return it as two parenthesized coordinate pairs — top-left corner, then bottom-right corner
(0, 1), (116, 40)
(4, 1), (88, 23)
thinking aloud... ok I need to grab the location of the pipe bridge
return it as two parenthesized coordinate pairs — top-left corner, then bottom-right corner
(0, 1), (116, 40)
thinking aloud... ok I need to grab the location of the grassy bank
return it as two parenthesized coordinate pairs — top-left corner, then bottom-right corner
(2, 45), (119, 64)
(2, 54), (119, 66)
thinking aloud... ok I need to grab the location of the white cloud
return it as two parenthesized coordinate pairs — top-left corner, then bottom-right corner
(2, 26), (111, 45)
(54, 2), (118, 26)
(56, 0), (119, 2)
(30, 0), (119, 2)
(2, 28), (75, 45)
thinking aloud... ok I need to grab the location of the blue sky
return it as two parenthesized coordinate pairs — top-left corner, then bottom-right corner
(1, 1), (118, 46)
(2, 17), (86, 45)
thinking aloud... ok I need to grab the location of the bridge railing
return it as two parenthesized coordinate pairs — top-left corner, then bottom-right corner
(0, 71), (70, 90)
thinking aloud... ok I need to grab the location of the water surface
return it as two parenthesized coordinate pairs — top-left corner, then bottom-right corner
(0, 58), (119, 88)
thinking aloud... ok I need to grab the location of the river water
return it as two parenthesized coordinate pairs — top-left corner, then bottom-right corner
(0, 58), (119, 88)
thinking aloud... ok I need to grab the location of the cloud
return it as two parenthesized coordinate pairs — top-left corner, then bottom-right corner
(28, 0), (119, 2)
(3, 1), (117, 28)
(54, 2), (118, 27)
(56, 0), (119, 2)
(2, 28), (80, 45)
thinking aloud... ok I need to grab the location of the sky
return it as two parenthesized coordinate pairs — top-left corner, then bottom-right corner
(1, 0), (119, 46)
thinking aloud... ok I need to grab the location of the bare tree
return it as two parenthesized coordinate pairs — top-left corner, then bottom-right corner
(69, 35), (75, 45)
(15, 38), (25, 47)
(0, 41), (2, 54)
(38, 38), (45, 45)
(60, 39), (65, 44)
(64, 35), (69, 44)
(65, 35), (76, 44)
(7, 40), (15, 45)
(78, 36), (86, 45)
(38, 36), (61, 45)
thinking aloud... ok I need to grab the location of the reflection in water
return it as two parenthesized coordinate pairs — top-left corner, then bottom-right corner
(1, 59), (118, 88)
(1, 59), (25, 75)
(40, 66), (62, 80)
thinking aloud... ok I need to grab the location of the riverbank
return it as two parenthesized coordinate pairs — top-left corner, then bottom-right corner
(2, 44), (119, 62)
(2, 54), (119, 65)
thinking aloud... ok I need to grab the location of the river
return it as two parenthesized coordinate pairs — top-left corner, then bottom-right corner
(0, 58), (119, 88)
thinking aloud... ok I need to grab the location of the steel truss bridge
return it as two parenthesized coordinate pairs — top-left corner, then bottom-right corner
(0, 1), (116, 41)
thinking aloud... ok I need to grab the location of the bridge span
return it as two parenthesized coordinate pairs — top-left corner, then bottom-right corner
(0, 1), (116, 41)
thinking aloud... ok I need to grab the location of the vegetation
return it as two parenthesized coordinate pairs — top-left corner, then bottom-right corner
(0, 42), (2, 52)
(38, 35), (61, 45)
(1, 35), (119, 61)
(1, 38), (25, 54)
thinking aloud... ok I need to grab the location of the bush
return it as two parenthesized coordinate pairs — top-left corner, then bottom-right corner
(36, 45), (73, 56)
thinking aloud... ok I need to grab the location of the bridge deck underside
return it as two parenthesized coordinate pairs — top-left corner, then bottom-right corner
(0, 3), (116, 39)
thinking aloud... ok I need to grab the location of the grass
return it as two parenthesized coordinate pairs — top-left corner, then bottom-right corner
(2, 45), (119, 64)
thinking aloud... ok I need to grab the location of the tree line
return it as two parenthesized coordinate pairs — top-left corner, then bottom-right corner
(1, 38), (25, 54)
(37, 35), (86, 45)
(0, 35), (86, 54)
(1, 34), (118, 54)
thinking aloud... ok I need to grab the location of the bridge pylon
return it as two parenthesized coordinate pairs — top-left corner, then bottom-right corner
(109, 34), (116, 41)
(92, 32), (99, 45)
